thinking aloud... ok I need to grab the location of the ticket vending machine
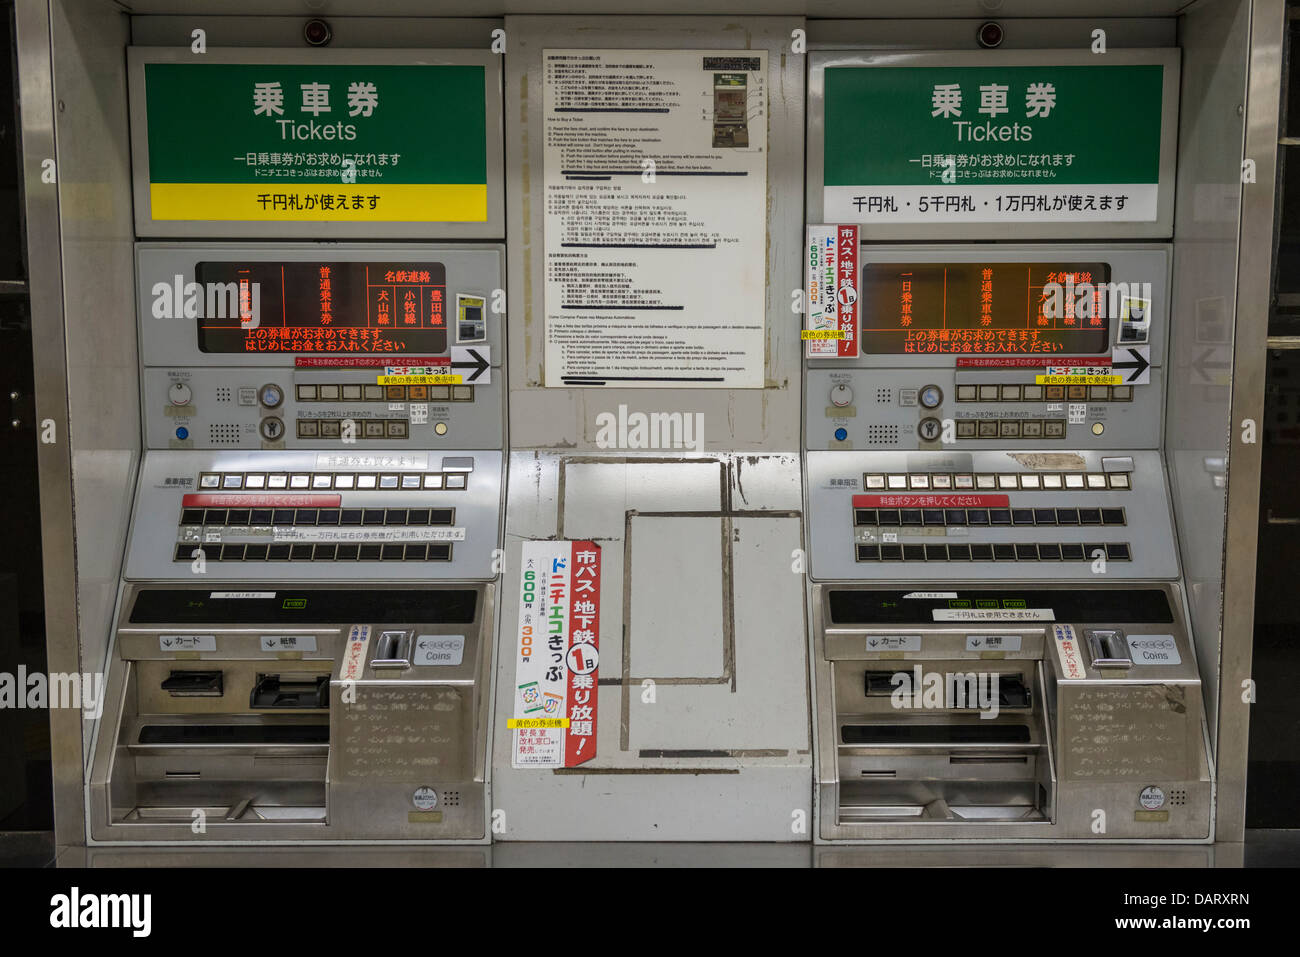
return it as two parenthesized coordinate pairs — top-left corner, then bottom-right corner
(803, 40), (1230, 842)
(84, 43), (507, 842)
(21, 1), (1276, 854)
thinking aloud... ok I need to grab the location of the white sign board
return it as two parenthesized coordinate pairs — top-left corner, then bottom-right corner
(542, 49), (768, 388)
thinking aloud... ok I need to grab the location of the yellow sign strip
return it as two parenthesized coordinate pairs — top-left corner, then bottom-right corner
(506, 718), (570, 729)
(150, 183), (488, 222)
(1035, 375), (1123, 385)
(378, 374), (461, 385)
(802, 329), (846, 340)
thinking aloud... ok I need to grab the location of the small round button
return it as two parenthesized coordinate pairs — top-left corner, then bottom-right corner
(919, 384), (944, 409)
(258, 383), (284, 409)
(168, 382), (192, 406)
(833, 427), (848, 442)
(259, 416), (285, 441)
(175, 427), (189, 440)
(1091, 422), (1105, 435)
(434, 422), (448, 436)
(830, 384), (853, 408)
(918, 417), (942, 442)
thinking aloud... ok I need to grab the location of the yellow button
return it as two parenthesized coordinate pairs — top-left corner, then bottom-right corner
(434, 422), (448, 435)
(1091, 422), (1105, 435)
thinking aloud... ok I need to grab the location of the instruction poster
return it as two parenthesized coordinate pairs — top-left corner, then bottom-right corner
(511, 540), (602, 769)
(542, 49), (768, 388)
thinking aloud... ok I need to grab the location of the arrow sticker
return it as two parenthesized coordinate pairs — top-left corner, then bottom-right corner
(450, 346), (491, 385)
(1111, 345), (1151, 385)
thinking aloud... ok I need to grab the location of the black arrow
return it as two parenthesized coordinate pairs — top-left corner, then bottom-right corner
(1112, 348), (1150, 383)
(451, 349), (489, 382)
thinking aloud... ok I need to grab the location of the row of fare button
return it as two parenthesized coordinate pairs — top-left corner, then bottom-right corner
(863, 472), (1130, 491)
(854, 506), (1127, 527)
(296, 383), (474, 402)
(180, 507), (455, 527)
(176, 542), (452, 563)
(856, 542), (1132, 562)
(955, 383), (1133, 402)
(297, 419), (408, 440)
(197, 471), (468, 491)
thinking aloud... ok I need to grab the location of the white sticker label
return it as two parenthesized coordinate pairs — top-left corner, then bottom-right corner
(1111, 345), (1152, 385)
(412, 787), (439, 811)
(1047, 365), (1111, 377)
(1068, 402), (1087, 424)
(259, 634), (318, 653)
(1052, 623), (1088, 680)
(1139, 785), (1166, 810)
(450, 346), (491, 385)
(965, 634), (1022, 652)
(409, 403), (428, 425)
(271, 526), (465, 543)
(904, 591), (957, 599)
(159, 634), (216, 652)
(339, 623), (371, 682)
(933, 608), (1055, 622)
(1126, 633), (1182, 666)
(412, 634), (465, 667)
(210, 591), (274, 599)
(313, 454), (429, 469)
(865, 634), (922, 652)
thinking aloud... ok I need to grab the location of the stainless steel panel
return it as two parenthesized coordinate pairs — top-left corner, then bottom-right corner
(17, 0), (85, 849)
(806, 18), (1177, 51)
(1213, 0), (1284, 842)
(492, 451), (811, 841)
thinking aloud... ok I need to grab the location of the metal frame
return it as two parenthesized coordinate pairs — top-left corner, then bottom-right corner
(1215, 0), (1286, 842)
(14, 0), (85, 847)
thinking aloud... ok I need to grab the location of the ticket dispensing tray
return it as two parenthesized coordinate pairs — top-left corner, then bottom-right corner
(90, 584), (493, 842)
(828, 602), (1054, 825)
(813, 584), (1212, 840)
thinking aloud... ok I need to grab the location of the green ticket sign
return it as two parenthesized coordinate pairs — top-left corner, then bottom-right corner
(819, 58), (1171, 226)
(136, 59), (490, 225)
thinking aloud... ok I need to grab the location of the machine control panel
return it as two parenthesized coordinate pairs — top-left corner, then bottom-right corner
(127, 450), (501, 582)
(807, 244), (1168, 451)
(807, 450), (1176, 581)
(138, 244), (504, 451)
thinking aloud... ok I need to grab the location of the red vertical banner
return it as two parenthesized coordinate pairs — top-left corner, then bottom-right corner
(564, 541), (601, 767)
(836, 224), (860, 357)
